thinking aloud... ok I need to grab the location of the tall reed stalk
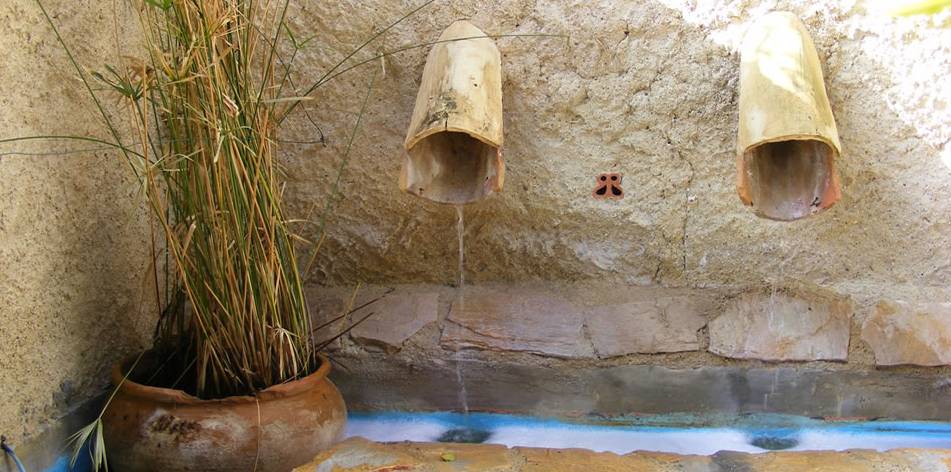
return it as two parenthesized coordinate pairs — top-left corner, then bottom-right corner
(74, 0), (450, 398)
(111, 0), (312, 398)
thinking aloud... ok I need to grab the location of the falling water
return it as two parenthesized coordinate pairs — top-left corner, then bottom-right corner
(454, 350), (470, 416)
(455, 205), (465, 290)
(767, 236), (789, 331)
(452, 205), (470, 417)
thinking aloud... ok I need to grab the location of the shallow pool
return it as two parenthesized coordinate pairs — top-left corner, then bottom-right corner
(344, 411), (951, 455)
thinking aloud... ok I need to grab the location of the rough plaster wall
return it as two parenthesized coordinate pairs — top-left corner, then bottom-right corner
(0, 0), (153, 441)
(280, 0), (950, 305)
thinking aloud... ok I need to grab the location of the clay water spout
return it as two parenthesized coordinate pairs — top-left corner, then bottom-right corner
(736, 12), (842, 221)
(401, 20), (504, 204)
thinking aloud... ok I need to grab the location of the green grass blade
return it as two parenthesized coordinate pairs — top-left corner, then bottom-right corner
(284, 0), (436, 119)
(303, 68), (378, 276)
(33, 0), (142, 178)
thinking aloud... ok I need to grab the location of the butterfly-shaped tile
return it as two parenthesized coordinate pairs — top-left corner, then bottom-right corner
(593, 173), (623, 200)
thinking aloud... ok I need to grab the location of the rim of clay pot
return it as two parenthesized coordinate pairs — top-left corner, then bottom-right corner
(110, 353), (332, 405)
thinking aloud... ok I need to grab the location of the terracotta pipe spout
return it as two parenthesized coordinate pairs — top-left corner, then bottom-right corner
(402, 20), (504, 205)
(736, 12), (842, 221)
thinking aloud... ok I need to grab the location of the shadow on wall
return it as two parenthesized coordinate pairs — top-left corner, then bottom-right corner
(0, 0), (153, 444)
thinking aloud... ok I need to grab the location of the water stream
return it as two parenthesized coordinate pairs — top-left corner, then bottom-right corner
(452, 205), (470, 419)
(345, 412), (951, 454)
(455, 204), (465, 290)
(454, 351), (470, 416)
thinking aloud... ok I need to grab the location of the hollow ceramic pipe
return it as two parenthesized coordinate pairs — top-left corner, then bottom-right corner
(402, 20), (504, 204)
(736, 11), (842, 221)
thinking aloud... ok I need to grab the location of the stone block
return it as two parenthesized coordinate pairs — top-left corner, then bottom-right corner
(350, 291), (439, 352)
(861, 300), (951, 366)
(708, 290), (851, 361)
(584, 293), (710, 357)
(441, 286), (594, 359)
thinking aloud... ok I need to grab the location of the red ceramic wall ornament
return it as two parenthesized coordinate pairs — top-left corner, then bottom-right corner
(593, 173), (623, 200)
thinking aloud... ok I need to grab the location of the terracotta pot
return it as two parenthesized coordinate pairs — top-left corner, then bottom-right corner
(102, 354), (346, 472)
(736, 11), (842, 221)
(402, 20), (504, 205)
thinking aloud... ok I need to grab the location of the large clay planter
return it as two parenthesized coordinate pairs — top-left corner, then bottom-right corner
(736, 12), (842, 221)
(402, 20), (504, 205)
(102, 354), (346, 471)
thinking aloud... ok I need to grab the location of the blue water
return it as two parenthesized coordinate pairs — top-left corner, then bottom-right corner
(43, 457), (88, 472)
(38, 449), (91, 472)
(344, 411), (951, 455)
(39, 412), (951, 471)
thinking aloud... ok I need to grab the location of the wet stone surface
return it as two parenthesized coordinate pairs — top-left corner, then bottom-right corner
(437, 428), (492, 444)
(749, 434), (800, 451)
(332, 356), (951, 422)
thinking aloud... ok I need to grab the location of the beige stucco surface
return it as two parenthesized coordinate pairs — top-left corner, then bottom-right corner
(1, 0), (950, 443)
(0, 0), (153, 441)
(280, 0), (950, 299)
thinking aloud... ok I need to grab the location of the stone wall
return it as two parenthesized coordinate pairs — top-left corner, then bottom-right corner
(291, 0), (951, 413)
(284, 0), (951, 301)
(312, 283), (951, 420)
(286, 0), (951, 382)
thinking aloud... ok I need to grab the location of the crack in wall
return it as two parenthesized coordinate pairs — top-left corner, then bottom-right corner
(661, 129), (695, 282)
(580, 318), (600, 359)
